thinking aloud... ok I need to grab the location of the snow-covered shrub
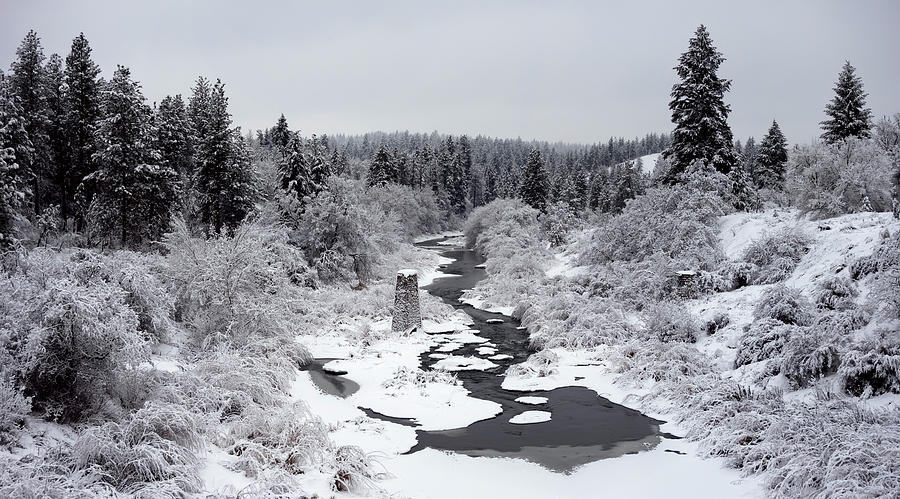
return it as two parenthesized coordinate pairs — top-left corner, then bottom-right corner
(72, 402), (203, 495)
(786, 138), (896, 217)
(717, 260), (756, 289)
(329, 445), (381, 493)
(581, 178), (727, 271)
(0, 450), (113, 498)
(753, 284), (814, 326)
(839, 334), (900, 397)
(520, 285), (634, 349)
(643, 301), (700, 343)
(781, 329), (841, 388)
(739, 227), (811, 284)
(734, 319), (799, 368)
(362, 183), (447, 240)
(0, 378), (29, 448)
(540, 201), (577, 247)
(463, 198), (542, 255)
(381, 366), (459, 391)
(704, 312), (730, 335)
(163, 220), (310, 347)
(0, 249), (151, 421)
(223, 402), (330, 478)
(293, 177), (402, 283)
(507, 350), (559, 378)
(814, 275), (858, 310)
(616, 339), (715, 385)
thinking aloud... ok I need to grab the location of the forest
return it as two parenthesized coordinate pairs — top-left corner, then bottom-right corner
(1, 20), (899, 499)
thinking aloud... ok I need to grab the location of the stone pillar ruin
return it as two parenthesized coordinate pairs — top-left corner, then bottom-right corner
(392, 269), (422, 333)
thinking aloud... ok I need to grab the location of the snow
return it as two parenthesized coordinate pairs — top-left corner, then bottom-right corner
(432, 355), (500, 372)
(476, 346), (498, 356)
(515, 396), (548, 405)
(509, 410), (552, 424)
(489, 354), (514, 360)
(397, 268), (418, 277)
(460, 295), (516, 315)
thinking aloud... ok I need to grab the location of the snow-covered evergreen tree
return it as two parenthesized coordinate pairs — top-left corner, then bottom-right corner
(45, 53), (66, 217)
(0, 85), (31, 246)
(191, 78), (254, 234)
(663, 25), (736, 182)
(271, 113), (291, 157)
(308, 134), (331, 193)
(821, 62), (873, 144)
(367, 145), (393, 187)
(569, 168), (589, 214)
(520, 149), (549, 212)
(155, 94), (194, 182)
(86, 66), (178, 247)
(8, 30), (49, 215)
(755, 120), (788, 189)
(63, 33), (102, 226)
(730, 159), (759, 211)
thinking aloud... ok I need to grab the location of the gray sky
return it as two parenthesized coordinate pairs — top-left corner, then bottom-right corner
(2, 0), (899, 145)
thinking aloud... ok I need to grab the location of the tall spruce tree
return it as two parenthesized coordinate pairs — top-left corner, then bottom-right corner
(663, 25), (736, 182)
(271, 113), (291, 157)
(86, 66), (178, 247)
(155, 95), (194, 182)
(821, 62), (873, 144)
(45, 53), (66, 214)
(755, 120), (788, 189)
(519, 149), (549, 212)
(63, 33), (102, 226)
(367, 145), (393, 187)
(191, 78), (254, 234)
(0, 81), (31, 246)
(8, 30), (49, 214)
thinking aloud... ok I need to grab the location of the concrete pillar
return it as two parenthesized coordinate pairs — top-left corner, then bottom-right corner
(392, 269), (421, 333)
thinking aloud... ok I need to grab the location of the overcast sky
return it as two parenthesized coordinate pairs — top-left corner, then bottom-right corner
(2, 0), (899, 145)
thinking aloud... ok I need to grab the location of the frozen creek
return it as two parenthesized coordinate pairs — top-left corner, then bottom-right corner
(399, 237), (670, 472)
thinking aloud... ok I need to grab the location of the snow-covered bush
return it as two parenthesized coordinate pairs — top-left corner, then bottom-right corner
(464, 198), (542, 255)
(581, 178), (727, 271)
(839, 333), (900, 397)
(222, 402), (330, 478)
(0, 378), (29, 448)
(643, 301), (701, 343)
(329, 445), (381, 493)
(738, 228), (811, 285)
(734, 319), (799, 368)
(540, 201), (577, 247)
(362, 183), (448, 240)
(786, 138), (896, 218)
(814, 275), (858, 310)
(382, 366), (458, 391)
(520, 284), (634, 349)
(72, 402), (203, 495)
(163, 220), (310, 347)
(753, 284), (814, 326)
(781, 329), (841, 388)
(293, 177), (402, 283)
(0, 450), (113, 498)
(616, 339), (715, 385)
(0, 249), (152, 421)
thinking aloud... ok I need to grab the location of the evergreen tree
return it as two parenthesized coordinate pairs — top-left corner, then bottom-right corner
(0, 82), (31, 246)
(457, 135), (473, 205)
(8, 30), (49, 214)
(367, 145), (393, 187)
(280, 133), (313, 201)
(63, 33), (102, 226)
(519, 149), (549, 212)
(271, 113), (291, 156)
(570, 168), (589, 213)
(610, 161), (643, 212)
(155, 94), (194, 182)
(45, 53), (66, 215)
(755, 120), (788, 189)
(821, 61), (873, 144)
(308, 134), (331, 191)
(86, 66), (178, 247)
(663, 25), (736, 182)
(191, 78), (254, 234)
(729, 160), (758, 212)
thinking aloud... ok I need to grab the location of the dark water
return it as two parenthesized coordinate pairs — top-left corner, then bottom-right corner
(402, 236), (669, 472)
(302, 358), (360, 398)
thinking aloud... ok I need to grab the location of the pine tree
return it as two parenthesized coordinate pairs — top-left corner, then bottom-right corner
(63, 33), (102, 226)
(519, 149), (549, 212)
(663, 25), (736, 182)
(457, 135), (473, 205)
(308, 134), (331, 192)
(191, 78), (254, 234)
(155, 94), (194, 183)
(271, 113), (291, 157)
(45, 53), (66, 215)
(570, 168), (589, 213)
(86, 66), (178, 247)
(610, 161), (643, 212)
(0, 82), (31, 246)
(729, 160), (758, 212)
(755, 120), (788, 189)
(821, 62), (873, 144)
(8, 30), (50, 214)
(367, 145), (393, 187)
